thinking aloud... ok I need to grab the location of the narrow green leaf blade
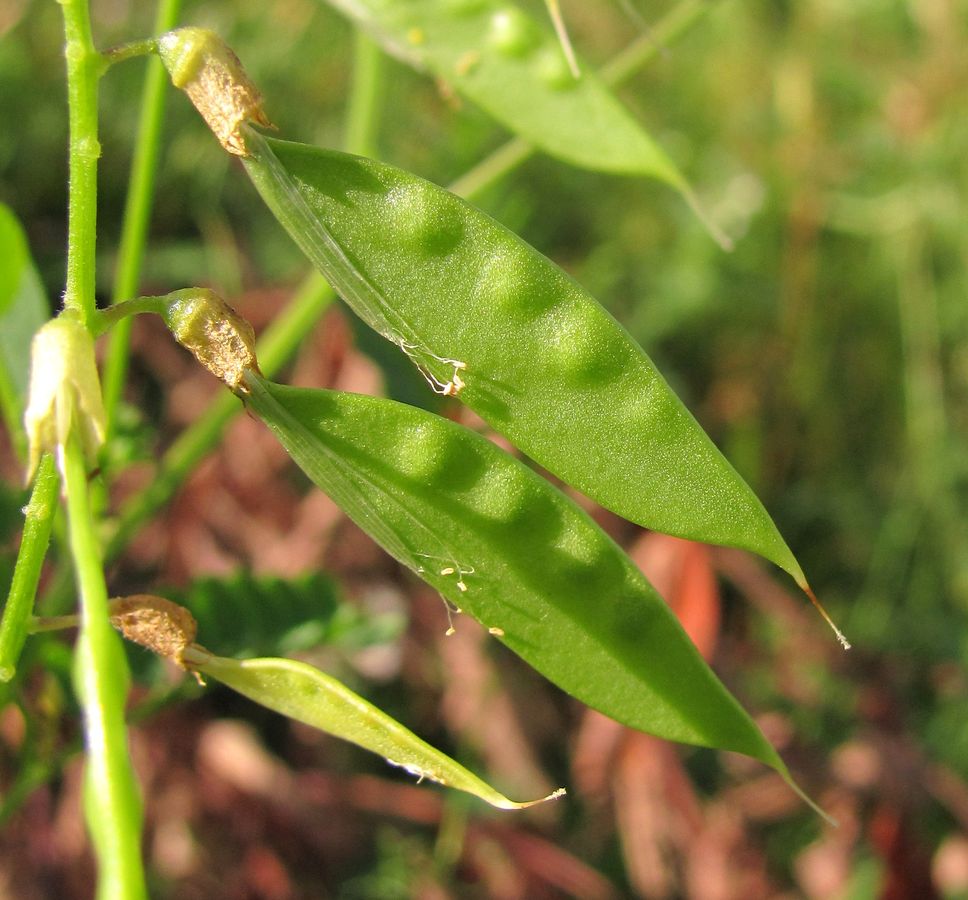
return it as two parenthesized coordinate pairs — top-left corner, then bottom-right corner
(320, 0), (683, 185)
(0, 203), (49, 453)
(192, 650), (563, 809)
(242, 136), (806, 586)
(242, 373), (794, 782)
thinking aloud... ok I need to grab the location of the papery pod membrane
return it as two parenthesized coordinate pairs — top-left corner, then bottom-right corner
(242, 135), (808, 587)
(242, 372), (827, 818)
(187, 649), (564, 809)
(318, 0), (685, 187)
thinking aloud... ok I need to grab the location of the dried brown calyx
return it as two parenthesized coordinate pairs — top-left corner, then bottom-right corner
(158, 27), (272, 157)
(162, 288), (260, 391)
(109, 595), (199, 669)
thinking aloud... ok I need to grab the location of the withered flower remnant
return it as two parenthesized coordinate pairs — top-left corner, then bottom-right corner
(158, 27), (272, 156)
(163, 288), (260, 390)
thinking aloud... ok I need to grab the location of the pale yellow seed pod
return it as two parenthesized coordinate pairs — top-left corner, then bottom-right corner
(163, 288), (260, 391)
(23, 313), (107, 483)
(158, 27), (272, 157)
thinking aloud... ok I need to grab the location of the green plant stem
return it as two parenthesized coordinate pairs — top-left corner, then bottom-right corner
(61, 0), (104, 324)
(896, 228), (947, 503)
(62, 433), (146, 899)
(101, 37), (159, 66)
(0, 656), (198, 827)
(91, 294), (172, 336)
(344, 30), (384, 158)
(0, 454), (59, 682)
(448, 139), (532, 202)
(601, 0), (718, 86)
(99, 4), (712, 565)
(31, 614), (83, 633)
(103, 0), (184, 434)
(451, 0), (719, 200)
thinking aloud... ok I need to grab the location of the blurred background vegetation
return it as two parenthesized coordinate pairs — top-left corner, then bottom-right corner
(1, 0), (967, 896)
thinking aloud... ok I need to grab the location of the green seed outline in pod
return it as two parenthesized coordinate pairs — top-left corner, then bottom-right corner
(241, 371), (833, 822)
(241, 133), (810, 590)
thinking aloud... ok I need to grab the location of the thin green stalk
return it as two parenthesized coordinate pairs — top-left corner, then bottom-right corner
(100, 4), (714, 565)
(30, 614), (82, 633)
(103, 0), (184, 434)
(62, 434), (146, 900)
(101, 37), (159, 66)
(0, 668), (198, 826)
(896, 228), (947, 502)
(0, 454), (59, 682)
(61, 0), (104, 324)
(448, 139), (533, 202)
(91, 294), (172, 337)
(600, 0), (719, 86)
(344, 30), (384, 158)
(892, 224), (963, 572)
(258, 277), (340, 376)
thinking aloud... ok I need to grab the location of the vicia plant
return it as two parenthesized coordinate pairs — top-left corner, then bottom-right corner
(0, 2), (845, 895)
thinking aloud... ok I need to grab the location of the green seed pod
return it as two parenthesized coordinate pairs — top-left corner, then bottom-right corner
(162, 288), (260, 391)
(242, 135), (806, 587)
(242, 372), (829, 818)
(157, 27), (272, 156)
(185, 649), (564, 809)
(320, 0), (681, 185)
(244, 377), (786, 765)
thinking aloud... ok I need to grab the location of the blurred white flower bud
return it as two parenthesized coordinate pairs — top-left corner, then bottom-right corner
(23, 313), (106, 483)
